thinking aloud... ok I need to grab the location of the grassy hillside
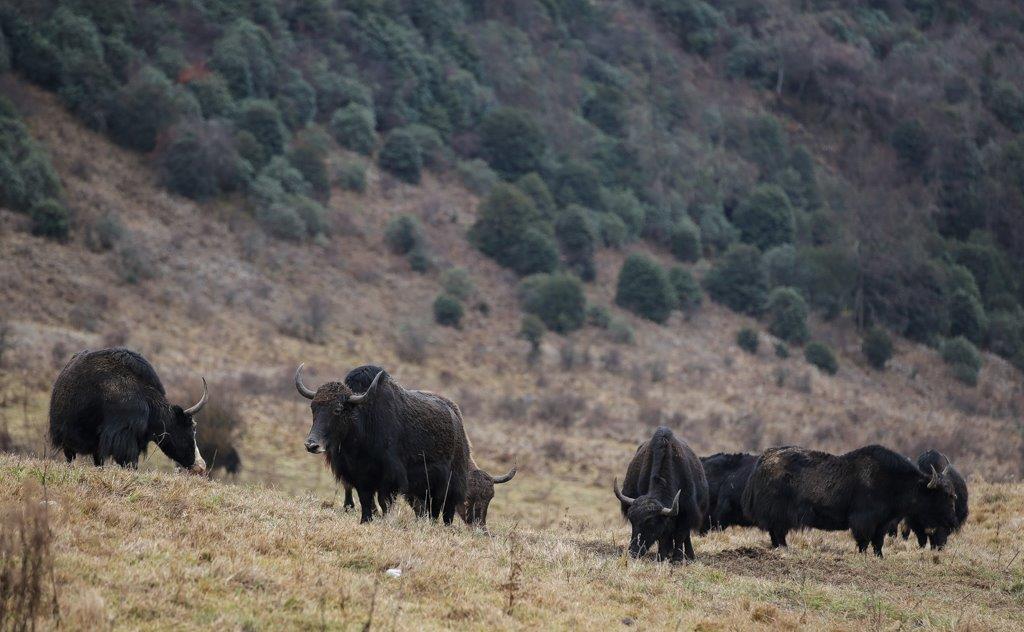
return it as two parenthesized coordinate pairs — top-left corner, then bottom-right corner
(3, 454), (1024, 630)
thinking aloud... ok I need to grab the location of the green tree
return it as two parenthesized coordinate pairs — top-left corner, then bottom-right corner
(734, 184), (795, 251)
(520, 273), (587, 333)
(235, 99), (288, 162)
(669, 266), (702, 317)
(941, 336), (982, 386)
(433, 294), (464, 328)
(948, 289), (988, 345)
(470, 184), (557, 276)
(553, 160), (602, 208)
(804, 341), (838, 375)
(703, 244), (768, 315)
(765, 287), (809, 345)
(736, 328), (759, 354)
(379, 128), (423, 184)
(330, 104), (376, 155)
(385, 215), (422, 255)
(615, 254), (677, 323)
(670, 217), (702, 262)
(554, 205), (597, 282)
(479, 108), (546, 179)
(108, 66), (198, 152)
(29, 198), (69, 240)
(861, 327), (893, 370)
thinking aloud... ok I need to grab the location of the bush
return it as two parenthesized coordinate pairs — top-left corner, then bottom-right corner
(85, 212), (125, 252)
(29, 199), (69, 240)
(703, 244), (768, 315)
(311, 67), (372, 118)
(405, 124), (449, 170)
(456, 159), (498, 195)
(433, 294), (464, 328)
(287, 143), (330, 202)
(615, 254), (677, 323)
(554, 205), (597, 281)
(408, 244), (433, 273)
(608, 319), (635, 345)
(115, 239), (158, 284)
(158, 120), (249, 200)
(941, 336), (982, 386)
(276, 70), (316, 130)
(766, 287), (809, 345)
(988, 310), (1024, 363)
(553, 160), (602, 208)
(519, 273), (587, 334)
(670, 217), (702, 262)
(515, 173), (557, 220)
(108, 66), (198, 152)
(440, 268), (475, 301)
(479, 107), (546, 179)
(734, 184), (795, 251)
(891, 119), (932, 171)
(804, 341), (838, 375)
(774, 342), (789, 358)
(293, 196), (328, 238)
(235, 99), (288, 162)
(763, 244), (800, 289)
(335, 158), (367, 192)
(668, 267), (702, 317)
(329, 104), (376, 155)
(861, 327), (893, 370)
(255, 202), (306, 241)
(519, 314), (545, 351)
(988, 81), (1024, 133)
(385, 215), (422, 255)
(736, 328), (759, 354)
(187, 73), (235, 119)
(210, 18), (277, 99)
(470, 184), (557, 276)
(601, 188), (645, 237)
(948, 289), (988, 345)
(586, 304), (612, 329)
(596, 212), (628, 248)
(379, 128), (423, 184)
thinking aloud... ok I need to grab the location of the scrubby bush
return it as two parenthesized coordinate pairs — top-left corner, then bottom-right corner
(554, 205), (597, 282)
(210, 18), (278, 99)
(668, 267), (702, 317)
(456, 159), (498, 195)
(440, 268), (474, 301)
(861, 327), (893, 370)
(287, 142), (330, 201)
(276, 70), (316, 130)
(670, 217), (702, 262)
(108, 66), (198, 152)
(601, 188), (645, 238)
(158, 120), (249, 200)
(736, 328), (759, 354)
(329, 104), (376, 155)
(698, 204), (739, 254)
(734, 184), (795, 251)
(379, 128), (423, 184)
(293, 196), (328, 238)
(597, 212), (628, 248)
(405, 124), (449, 170)
(408, 244), (433, 273)
(470, 184), (557, 276)
(766, 287), (809, 345)
(115, 239), (158, 284)
(608, 319), (635, 345)
(29, 199), (69, 240)
(385, 215), (422, 255)
(479, 107), (545, 179)
(804, 341), (838, 375)
(187, 73), (235, 119)
(519, 273), (587, 333)
(941, 336), (982, 386)
(85, 212), (125, 252)
(433, 294), (464, 328)
(948, 289), (988, 345)
(335, 158), (367, 192)
(311, 67), (373, 118)
(586, 304), (612, 329)
(235, 99), (287, 162)
(515, 173), (557, 219)
(255, 202), (306, 241)
(774, 343), (789, 358)
(703, 244), (768, 315)
(553, 160), (602, 208)
(520, 314), (545, 352)
(615, 254), (677, 323)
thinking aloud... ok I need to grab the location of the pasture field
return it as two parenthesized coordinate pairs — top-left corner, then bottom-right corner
(1, 454), (1023, 631)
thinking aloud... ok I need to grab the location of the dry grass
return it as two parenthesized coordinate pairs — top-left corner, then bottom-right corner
(0, 455), (1022, 631)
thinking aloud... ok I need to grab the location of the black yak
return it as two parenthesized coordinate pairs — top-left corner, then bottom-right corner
(343, 365), (516, 529)
(613, 427), (708, 561)
(700, 452), (757, 533)
(49, 348), (207, 472)
(901, 450), (968, 550)
(296, 364), (470, 524)
(742, 445), (959, 556)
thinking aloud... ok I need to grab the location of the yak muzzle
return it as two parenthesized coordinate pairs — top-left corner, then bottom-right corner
(305, 439), (325, 454)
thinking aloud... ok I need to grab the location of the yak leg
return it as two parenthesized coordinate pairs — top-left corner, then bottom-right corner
(92, 453), (104, 467)
(356, 488), (376, 524)
(342, 483), (355, 511)
(915, 527), (928, 549)
(871, 525), (887, 557)
(63, 448), (76, 462)
(769, 528), (788, 548)
(671, 530), (695, 562)
(656, 536), (674, 562)
(929, 529), (949, 551)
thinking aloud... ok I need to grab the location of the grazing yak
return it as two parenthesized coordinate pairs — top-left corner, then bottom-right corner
(742, 445), (959, 556)
(343, 365), (516, 530)
(296, 364), (470, 524)
(700, 452), (757, 533)
(900, 450), (968, 550)
(49, 348), (207, 473)
(613, 427), (708, 561)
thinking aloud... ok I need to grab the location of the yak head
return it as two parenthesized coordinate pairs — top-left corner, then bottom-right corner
(614, 478), (680, 558)
(911, 465), (959, 530)
(460, 466), (517, 529)
(155, 377), (208, 474)
(295, 363), (385, 453)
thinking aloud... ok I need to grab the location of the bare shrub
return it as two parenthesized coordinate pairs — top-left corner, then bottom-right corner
(69, 294), (110, 333)
(304, 295), (331, 344)
(540, 438), (567, 461)
(534, 393), (585, 428)
(114, 239), (158, 285)
(101, 325), (129, 348)
(0, 320), (11, 368)
(647, 361), (667, 383)
(637, 400), (663, 426)
(0, 481), (59, 630)
(600, 348), (622, 373)
(394, 324), (429, 364)
(493, 396), (531, 421)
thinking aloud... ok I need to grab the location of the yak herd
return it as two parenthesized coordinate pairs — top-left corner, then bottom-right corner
(46, 347), (968, 559)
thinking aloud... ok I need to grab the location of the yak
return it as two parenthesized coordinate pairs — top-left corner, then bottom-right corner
(613, 427), (708, 561)
(742, 445), (959, 556)
(699, 452), (757, 533)
(343, 365), (516, 530)
(296, 364), (470, 524)
(900, 450), (968, 550)
(49, 348), (207, 473)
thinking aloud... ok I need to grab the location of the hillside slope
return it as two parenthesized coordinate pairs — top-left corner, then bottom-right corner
(3, 455), (1024, 630)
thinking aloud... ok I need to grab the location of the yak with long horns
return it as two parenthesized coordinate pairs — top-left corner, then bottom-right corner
(49, 348), (208, 472)
(296, 364), (470, 524)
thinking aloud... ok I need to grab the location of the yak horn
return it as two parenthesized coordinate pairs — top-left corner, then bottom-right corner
(183, 377), (209, 416)
(661, 490), (681, 517)
(927, 465), (942, 489)
(294, 363), (316, 399)
(613, 478), (635, 506)
(492, 467), (517, 484)
(348, 370), (383, 404)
